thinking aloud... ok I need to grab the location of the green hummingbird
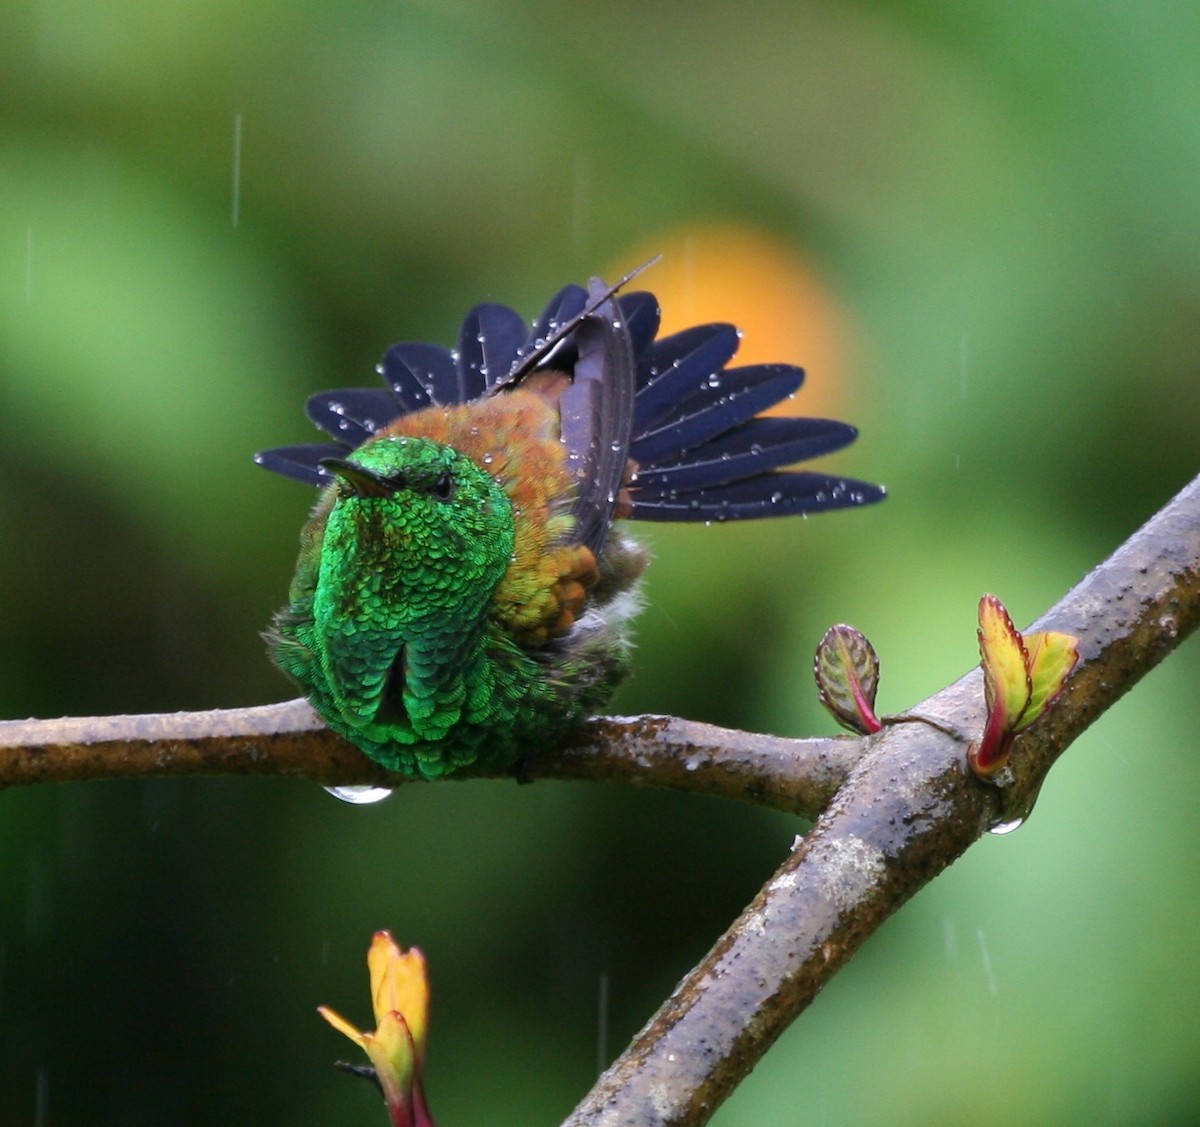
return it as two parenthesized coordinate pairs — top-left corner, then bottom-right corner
(256, 270), (884, 779)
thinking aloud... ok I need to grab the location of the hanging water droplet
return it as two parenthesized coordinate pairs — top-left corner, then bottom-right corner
(987, 776), (1044, 835)
(324, 785), (394, 805)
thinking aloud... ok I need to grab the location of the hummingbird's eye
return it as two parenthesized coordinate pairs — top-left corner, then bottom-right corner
(433, 472), (455, 501)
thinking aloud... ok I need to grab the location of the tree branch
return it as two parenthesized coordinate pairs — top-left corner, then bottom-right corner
(560, 473), (1200, 1126)
(0, 702), (860, 819)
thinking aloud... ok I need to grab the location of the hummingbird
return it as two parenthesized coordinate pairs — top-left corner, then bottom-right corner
(256, 268), (884, 779)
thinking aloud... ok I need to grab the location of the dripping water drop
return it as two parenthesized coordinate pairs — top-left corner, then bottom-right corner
(324, 785), (394, 806)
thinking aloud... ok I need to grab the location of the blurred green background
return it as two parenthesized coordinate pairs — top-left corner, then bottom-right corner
(2, 1), (1199, 1123)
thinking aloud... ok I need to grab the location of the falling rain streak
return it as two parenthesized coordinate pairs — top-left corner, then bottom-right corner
(976, 927), (998, 996)
(25, 227), (33, 304)
(941, 915), (958, 960)
(571, 152), (591, 257)
(596, 972), (610, 1077)
(34, 1068), (49, 1127)
(231, 113), (243, 228)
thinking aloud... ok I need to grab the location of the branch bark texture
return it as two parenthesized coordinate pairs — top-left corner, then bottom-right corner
(0, 704), (858, 820)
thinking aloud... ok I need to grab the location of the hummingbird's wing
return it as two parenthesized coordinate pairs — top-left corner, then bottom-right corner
(555, 278), (638, 557)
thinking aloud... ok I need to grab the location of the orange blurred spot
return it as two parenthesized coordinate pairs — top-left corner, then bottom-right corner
(613, 225), (854, 417)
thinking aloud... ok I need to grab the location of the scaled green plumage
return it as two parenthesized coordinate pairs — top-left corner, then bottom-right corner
(270, 428), (639, 777)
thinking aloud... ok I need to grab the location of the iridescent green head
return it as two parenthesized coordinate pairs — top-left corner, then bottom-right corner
(319, 434), (512, 543)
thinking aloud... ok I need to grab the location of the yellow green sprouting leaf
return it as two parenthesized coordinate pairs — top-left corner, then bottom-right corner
(977, 594), (1033, 732)
(971, 595), (1080, 783)
(1019, 631), (1080, 731)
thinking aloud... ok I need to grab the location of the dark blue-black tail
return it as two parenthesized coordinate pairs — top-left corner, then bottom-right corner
(255, 278), (886, 528)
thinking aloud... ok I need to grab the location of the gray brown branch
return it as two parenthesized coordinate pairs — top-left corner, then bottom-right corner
(561, 473), (1200, 1126)
(0, 701), (859, 820)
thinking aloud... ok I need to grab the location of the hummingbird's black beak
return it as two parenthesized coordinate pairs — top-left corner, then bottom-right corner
(319, 457), (395, 497)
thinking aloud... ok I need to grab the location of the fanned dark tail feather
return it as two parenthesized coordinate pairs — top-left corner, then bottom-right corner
(630, 323), (741, 435)
(633, 471), (884, 521)
(254, 441), (348, 487)
(254, 275), (885, 522)
(378, 342), (456, 411)
(457, 303), (528, 397)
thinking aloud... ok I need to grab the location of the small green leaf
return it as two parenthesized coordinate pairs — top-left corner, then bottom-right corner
(814, 624), (882, 734)
(971, 595), (1079, 783)
(977, 594), (1033, 733)
(1018, 631), (1079, 731)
